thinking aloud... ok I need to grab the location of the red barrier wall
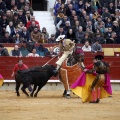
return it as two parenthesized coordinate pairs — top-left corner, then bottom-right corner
(0, 44), (120, 80)
(0, 55), (120, 80)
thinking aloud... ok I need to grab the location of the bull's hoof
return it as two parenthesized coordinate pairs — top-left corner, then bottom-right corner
(17, 94), (20, 96)
(66, 94), (71, 99)
(34, 94), (37, 97)
(30, 93), (33, 97)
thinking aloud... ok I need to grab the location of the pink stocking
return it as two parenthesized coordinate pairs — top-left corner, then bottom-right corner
(97, 88), (100, 99)
(92, 89), (96, 102)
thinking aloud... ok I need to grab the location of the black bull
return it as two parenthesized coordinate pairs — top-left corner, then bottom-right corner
(15, 65), (56, 97)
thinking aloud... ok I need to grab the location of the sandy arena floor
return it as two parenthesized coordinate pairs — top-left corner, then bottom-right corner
(0, 90), (120, 120)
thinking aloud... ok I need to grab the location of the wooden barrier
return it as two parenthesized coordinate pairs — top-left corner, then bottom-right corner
(0, 43), (120, 80)
(0, 55), (120, 80)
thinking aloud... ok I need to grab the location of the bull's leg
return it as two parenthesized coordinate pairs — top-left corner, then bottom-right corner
(34, 83), (46, 97)
(30, 85), (37, 97)
(21, 85), (29, 97)
(16, 83), (21, 96)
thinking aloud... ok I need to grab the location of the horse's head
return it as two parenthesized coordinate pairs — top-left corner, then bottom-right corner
(67, 46), (84, 66)
(73, 46), (84, 63)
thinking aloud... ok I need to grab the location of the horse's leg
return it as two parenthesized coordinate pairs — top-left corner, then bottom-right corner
(34, 83), (46, 97)
(63, 89), (67, 97)
(30, 84), (37, 97)
(15, 82), (21, 96)
(21, 84), (29, 97)
(60, 75), (71, 99)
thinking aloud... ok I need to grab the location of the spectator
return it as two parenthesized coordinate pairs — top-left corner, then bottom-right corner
(105, 27), (113, 40)
(26, 16), (40, 29)
(108, 2), (115, 17)
(27, 21), (36, 33)
(112, 21), (120, 36)
(102, 8), (111, 21)
(53, 0), (61, 16)
(86, 21), (95, 33)
(0, 44), (9, 56)
(27, 48), (39, 57)
(66, 4), (74, 17)
(48, 34), (56, 43)
(57, 3), (66, 15)
(76, 26), (85, 43)
(66, 28), (76, 41)
(0, 14), (8, 36)
(11, 5), (19, 15)
(25, 10), (31, 25)
(105, 17), (113, 29)
(72, 20), (80, 32)
(10, 45), (22, 57)
(55, 26), (66, 38)
(41, 27), (49, 41)
(18, 21), (24, 32)
(13, 13), (21, 27)
(7, 0), (17, 10)
(13, 32), (23, 44)
(21, 1), (33, 15)
(63, 21), (71, 34)
(91, 40), (102, 53)
(6, 10), (13, 22)
(31, 27), (41, 43)
(81, 32), (92, 44)
(106, 32), (117, 44)
(18, 9), (26, 25)
(36, 44), (48, 57)
(6, 21), (15, 37)
(0, 31), (13, 43)
(17, 0), (25, 10)
(20, 27), (31, 43)
(54, 11), (64, 26)
(95, 33), (106, 44)
(46, 47), (57, 58)
(82, 41), (91, 52)
(94, 16), (105, 30)
(98, 21), (106, 34)
(0, 0), (6, 12)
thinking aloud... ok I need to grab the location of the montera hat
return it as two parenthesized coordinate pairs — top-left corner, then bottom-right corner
(56, 35), (65, 41)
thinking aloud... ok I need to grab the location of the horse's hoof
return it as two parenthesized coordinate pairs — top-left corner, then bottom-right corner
(63, 94), (66, 97)
(66, 94), (71, 99)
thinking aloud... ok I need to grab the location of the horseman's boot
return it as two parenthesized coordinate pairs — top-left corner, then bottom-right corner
(53, 65), (60, 75)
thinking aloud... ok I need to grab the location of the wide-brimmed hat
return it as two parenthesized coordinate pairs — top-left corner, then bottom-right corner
(56, 35), (65, 41)
(95, 55), (104, 60)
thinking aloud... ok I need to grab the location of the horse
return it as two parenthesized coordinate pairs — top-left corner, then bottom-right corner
(58, 46), (85, 98)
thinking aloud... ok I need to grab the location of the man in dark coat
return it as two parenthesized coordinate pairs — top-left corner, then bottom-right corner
(0, 44), (9, 56)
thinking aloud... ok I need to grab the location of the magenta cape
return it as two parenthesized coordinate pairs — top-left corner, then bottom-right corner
(0, 74), (4, 79)
(70, 72), (112, 95)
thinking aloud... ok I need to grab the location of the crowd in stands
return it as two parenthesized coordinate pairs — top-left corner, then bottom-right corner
(0, 0), (57, 44)
(0, 0), (120, 57)
(53, 0), (120, 47)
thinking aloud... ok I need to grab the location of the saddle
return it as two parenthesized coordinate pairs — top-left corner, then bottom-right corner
(59, 59), (82, 86)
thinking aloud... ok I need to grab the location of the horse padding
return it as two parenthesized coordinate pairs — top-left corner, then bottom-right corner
(60, 61), (82, 87)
